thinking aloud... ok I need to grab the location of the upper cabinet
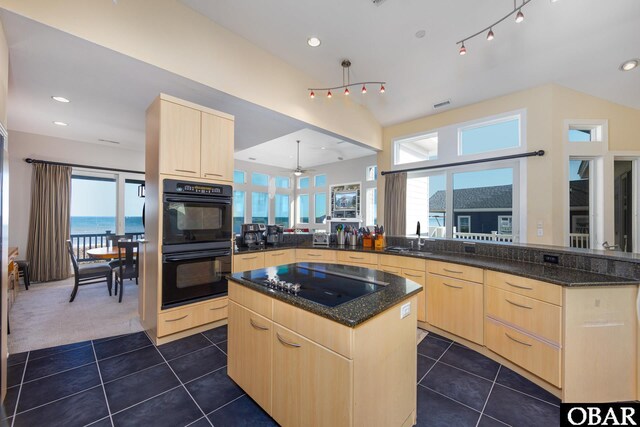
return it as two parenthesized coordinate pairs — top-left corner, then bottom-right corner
(155, 95), (234, 182)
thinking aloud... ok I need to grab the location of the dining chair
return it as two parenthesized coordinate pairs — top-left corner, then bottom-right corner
(114, 241), (139, 303)
(66, 240), (113, 302)
(105, 234), (134, 269)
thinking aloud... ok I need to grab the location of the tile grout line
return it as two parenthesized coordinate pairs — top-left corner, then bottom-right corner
(11, 385), (104, 419)
(142, 330), (214, 427)
(493, 382), (561, 408)
(91, 341), (115, 427)
(82, 415), (112, 427)
(95, 342), (154, 362)
(27, 342), (93, 362)
(200, 331), (226, 346)
(205, 393), (247, 417)
(101, 361), (167, 386)
(475, 365), (501, 427)
(483, 413), (512, 426)
(182, 364), (228, 387)
(20, 360), (98, 385)
(10, 351), (29, 427)
(213, 342), (227, 356)
(434, 359), (497, 383)
(417, 341), (453, 384)
(109, 384), (183, 416)
(418, 383), (482, 414)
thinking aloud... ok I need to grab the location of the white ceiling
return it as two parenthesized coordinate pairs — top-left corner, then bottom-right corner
(0, 10), (366, 155)
(182, 0), (640, 126)
(235, 128), (375, 170)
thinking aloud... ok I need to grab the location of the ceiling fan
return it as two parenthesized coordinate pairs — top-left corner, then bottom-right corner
(283, 140), (315, 176)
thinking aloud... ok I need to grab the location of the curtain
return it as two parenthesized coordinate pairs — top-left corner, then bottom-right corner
(383, 172), (407, 236)
(27, 163), (72, 282)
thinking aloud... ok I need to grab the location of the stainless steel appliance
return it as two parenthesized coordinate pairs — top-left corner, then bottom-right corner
(238, 223), (265, 248)
(162, 247), (231, 309)
(265, 225), (284, 246)
(161, 179), (233, 308)
(312, 231), (330, 246)
(162, 179), (232, 249)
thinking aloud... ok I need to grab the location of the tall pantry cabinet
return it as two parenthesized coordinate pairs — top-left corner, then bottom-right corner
(141, 94), (234, 345)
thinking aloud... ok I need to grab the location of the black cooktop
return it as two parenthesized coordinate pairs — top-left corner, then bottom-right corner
(241, 264), (386, 308)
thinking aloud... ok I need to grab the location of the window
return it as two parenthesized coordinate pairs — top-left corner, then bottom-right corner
(275, 194), (289, 227)
(459, 116), (520, 155)
(315, 193), (326, 223)
(457, 216), (471, 233)
(124, 179), (145, 233)
(366, 188), (377, 226)
(251, 192), (268, 224)
(233, 170), (245, 184)
(314, 175), (326, 187)
(71, 175), (117, 235)
(568, 124), (603, 142)
(298, 177), (309, 189)
(297, 195), (309, 223)
(252, 172), (269, 187)
(366, 165), (378, 181)
(568, 159), (591, 248)
(233, 191), (245, 234)
(498, 216), (513, 235)
(275, 176), (290, 189)
(407, 174), (446, 237)
(394, 132), (438, 165)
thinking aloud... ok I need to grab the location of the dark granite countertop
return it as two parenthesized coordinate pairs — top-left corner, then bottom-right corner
(228, 262), (423, 327)
(234, 244), (297, 254)
(234, 244), (638, 287)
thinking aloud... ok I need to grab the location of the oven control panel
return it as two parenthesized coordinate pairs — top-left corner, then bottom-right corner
(163, 179), (232, 197)
(176, 183), (222, 194)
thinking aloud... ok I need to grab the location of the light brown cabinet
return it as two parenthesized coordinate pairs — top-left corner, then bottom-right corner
(295, 248), (337, 263)
(379, 255), (427, 323)
(157, 297), (228, 338)
(264, 249), (296, 267)
(233, 252), (265, 273)
(158, 96), (234, 182)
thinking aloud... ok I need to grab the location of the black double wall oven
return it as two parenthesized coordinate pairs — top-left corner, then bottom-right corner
(162, 179), (232, 309)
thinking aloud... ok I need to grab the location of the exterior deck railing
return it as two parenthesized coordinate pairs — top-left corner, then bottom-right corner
(569, 233), (590, 249)
(70, 232), (144, 262)
(453, 231), (514, 242)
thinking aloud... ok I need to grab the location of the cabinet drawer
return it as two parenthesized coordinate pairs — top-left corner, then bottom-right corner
(485, 318), (561, 387)
(486, 286), (561, 345)
(379, 255), (426, 271)
(428, 260), (483, 284)
(233, 252), (265, 273)
(273, 299), (352, 358)
(402, 269), (426, 323)
(157, 297), (229, 337)
(296, 249), (336, 262)
(229, 281), (273, 319)
(427, 274), (484, 344)
(486, 270), (562, 306)
(379, 266), (401, 275)
(337, 251), (378, 265)
(201, 297), (229, 325)
(264, 249), (295, 267)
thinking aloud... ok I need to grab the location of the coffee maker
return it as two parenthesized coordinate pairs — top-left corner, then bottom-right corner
(239, 223), (266, 248)
(265, 225), (284, 246)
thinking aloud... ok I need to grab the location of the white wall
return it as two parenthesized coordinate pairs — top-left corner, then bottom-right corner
(234, 155), (379, 230)
(8, 131), (144, 255)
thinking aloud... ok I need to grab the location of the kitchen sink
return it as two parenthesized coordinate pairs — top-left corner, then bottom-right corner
(383, 247), (432, 257)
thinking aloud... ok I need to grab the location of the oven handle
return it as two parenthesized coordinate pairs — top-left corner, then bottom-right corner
(163, 250), (231, 262)
(164, 195), (232, 205)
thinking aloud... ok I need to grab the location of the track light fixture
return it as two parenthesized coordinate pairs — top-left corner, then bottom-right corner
(308, 59), (386, 99)
(456, 0), (532, 55)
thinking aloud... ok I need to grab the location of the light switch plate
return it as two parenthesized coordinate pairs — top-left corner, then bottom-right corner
(400, 302), (411, 319)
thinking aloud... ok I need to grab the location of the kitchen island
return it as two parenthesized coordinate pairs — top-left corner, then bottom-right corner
(227, 262), (423, 427)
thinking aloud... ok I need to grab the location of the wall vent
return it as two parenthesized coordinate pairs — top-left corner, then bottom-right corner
(433, 100), (451, 109)
(372, 0), (388, 6)
(98, 138), (121, 145)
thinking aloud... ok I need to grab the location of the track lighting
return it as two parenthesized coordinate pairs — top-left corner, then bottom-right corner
(308, 59), (386, 99)
(487, 28), (495, 41)
(515, 9), (524, 23)
(459, 43), (467, 55)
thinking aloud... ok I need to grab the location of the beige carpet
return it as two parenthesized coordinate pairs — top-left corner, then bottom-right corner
(8, 277), (143, 354)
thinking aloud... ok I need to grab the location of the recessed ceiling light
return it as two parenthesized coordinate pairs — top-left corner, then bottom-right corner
(619, 59), (639, 72)
(53, 121), (68, 126)
(415, 30), (426, 39)
(51, 96), (70, 103)
(321, 147), (326, 150)
(307, 37), (321, 47)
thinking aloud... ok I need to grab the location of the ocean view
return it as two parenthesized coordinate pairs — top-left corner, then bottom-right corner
(71, 216), (144, 235)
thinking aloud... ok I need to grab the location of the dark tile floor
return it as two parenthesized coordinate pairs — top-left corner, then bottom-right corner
(1, 327), (560, 426)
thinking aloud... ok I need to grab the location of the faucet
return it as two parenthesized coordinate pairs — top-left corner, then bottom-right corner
(416, 221), (425, 250)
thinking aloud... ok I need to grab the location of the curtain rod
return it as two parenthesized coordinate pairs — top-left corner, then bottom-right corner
(380, 150), (545, 176)
(24, 158), (144, 175)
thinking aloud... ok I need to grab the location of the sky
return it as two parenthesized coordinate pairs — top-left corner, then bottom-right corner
(70, 178), (144, 217)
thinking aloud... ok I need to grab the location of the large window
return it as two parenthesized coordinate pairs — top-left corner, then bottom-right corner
(568, 159), (591, 248)
(298, 177), (309, 189)
(251, 192), (268, 224)
(124, 179), (145, 233)
(366, 188), (377, 226)
(233, 191), (245, 234)
(394, 132), (438, 165)
(407, 174), (446, 237)
(459, 116), (520, 155)
(233, 170), (245, 184)
(275, 176), (290, 189)
(297, 195), (309, 223)
(252, 172), (269, 186)
(315, 193), (326, 223)
(314, 175), (326, 187)
(71, 175), (117, 235)
(275, 194), (290, 227)
(366, 165), (378, 181)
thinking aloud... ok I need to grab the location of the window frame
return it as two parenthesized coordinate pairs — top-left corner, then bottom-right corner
(314, 192), (327, 224)
(297, 194), (310, 224)
(457, 215), (471, 233)
(393, 131), (439, 166)
(457, 112), (523, 158)
(366, 165), (378, 182)
(314, 174), (327, 188)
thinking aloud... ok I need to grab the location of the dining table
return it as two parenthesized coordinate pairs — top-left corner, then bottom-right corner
(86, 246), (138, 260)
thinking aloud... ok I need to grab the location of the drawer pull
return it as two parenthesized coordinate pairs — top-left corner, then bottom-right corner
(242, 256), (258, 260)
(348, 256), (364, 260)
(307, 254), (322, 257)
(443, 282), (463, 290)
(277, 333), (301, 348)
(175, 169), (196, 173)
(249, 319), (269, 331)
(165, 314), (189, 322)
(443, 268), (463, 274)
(272, 253), (283, 256)
(505, 332), (532, 347)
(204, 173), (223, 177)
(383, 269), (399, 273)
(505, 281), (533, 290)
(210, 304), (228, 311)
(405, 273), (422, 278)
(505, 299), (533, 310)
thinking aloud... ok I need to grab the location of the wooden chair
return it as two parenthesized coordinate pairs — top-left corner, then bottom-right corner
(114, 241), (139, 303)
(105, 234), (134, 269)
(66, 240), (113, 302)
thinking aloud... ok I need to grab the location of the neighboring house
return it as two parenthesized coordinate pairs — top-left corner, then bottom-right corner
(568, 179), (589, 233)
